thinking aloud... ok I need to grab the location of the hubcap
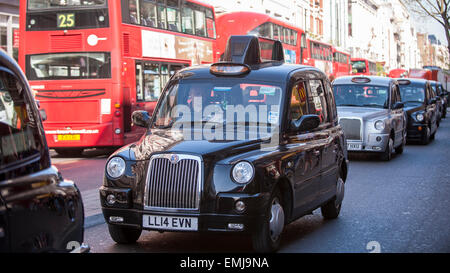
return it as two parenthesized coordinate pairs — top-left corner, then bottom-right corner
(335, 178), (345, 205)
(269, 198), (284, 242)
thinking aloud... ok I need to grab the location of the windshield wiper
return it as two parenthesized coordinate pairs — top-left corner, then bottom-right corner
(338, 104), (361, 107)
(360, 104), (384, 108)
(402, 100), (422, 104)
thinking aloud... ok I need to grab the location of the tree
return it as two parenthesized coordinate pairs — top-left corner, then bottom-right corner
(402, 0), (450, 68)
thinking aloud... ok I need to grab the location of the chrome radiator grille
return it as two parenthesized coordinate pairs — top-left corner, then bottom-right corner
(144, 154), (201, 211)
(339, 118), (362, 141)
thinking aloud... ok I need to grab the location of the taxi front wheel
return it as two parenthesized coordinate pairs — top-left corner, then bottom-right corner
(252, 189), (285, 253)
(108, 224), (142, 244)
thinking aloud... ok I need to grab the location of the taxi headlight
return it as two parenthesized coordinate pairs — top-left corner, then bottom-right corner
(374, 120), (385, 130)
(106, 157), (126, 179)
(232, 161), (254, 184)
(416, 113), (424, 122)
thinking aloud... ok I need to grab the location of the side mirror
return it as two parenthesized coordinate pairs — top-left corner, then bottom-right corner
(393, 102), (404, 110)
(291, 114), (321, 133)
(132, 110), (151, 128)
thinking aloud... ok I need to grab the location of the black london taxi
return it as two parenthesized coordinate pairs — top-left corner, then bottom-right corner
(430, 81), (447, 119)
(100, 36), (348, 252)
(332, 76), (407, 161)
(397, 78), (438, 145)
(0, 49), (87, 253)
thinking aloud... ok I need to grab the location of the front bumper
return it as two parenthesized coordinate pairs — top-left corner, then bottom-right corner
(347, 133), (389, 153)
(100, 187), (268, 234)
(406, 123), (426, 140)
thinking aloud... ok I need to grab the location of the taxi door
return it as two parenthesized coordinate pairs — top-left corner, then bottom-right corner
(285, 80), (324, 216)
(390, 84), (406, 147)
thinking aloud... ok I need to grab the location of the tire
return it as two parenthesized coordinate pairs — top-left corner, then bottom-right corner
(108, 224), (142, 244)
(252, 189), (285, 253)
(421, 126), (431, 145)
(321, 177), (344, 220)
(430, 131), (436, 140)
(380, 137), (394, 161)
(54, 148), (84, 157)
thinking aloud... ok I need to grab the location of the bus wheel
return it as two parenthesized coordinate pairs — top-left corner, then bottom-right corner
(54, 148), (84, 157)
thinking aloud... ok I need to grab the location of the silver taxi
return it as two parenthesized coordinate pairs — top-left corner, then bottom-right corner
(332, 76), (407, 161)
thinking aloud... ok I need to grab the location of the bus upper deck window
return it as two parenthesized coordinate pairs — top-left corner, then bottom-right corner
(194, 9), (206, 37)
(182, 7), (194, 35)
(157, 0), (167, 29)
(140, 0), (157, 27)
(167, 0), (181, 32)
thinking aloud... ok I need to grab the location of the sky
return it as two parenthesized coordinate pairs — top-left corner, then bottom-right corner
(408, 3), (449, 47)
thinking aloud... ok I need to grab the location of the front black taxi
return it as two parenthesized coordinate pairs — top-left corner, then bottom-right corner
(100, 36), (348, 252)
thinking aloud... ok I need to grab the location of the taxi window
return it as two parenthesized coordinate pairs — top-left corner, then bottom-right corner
(308, 80), (329, 124)
(289, 81), (308, 121)
(0, 70), (44, 170)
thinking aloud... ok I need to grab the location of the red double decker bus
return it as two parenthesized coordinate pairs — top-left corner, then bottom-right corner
(303, 39), (333, 78)
(19, 0), (216, 156)
(331, 48), (351, 81)
(215, 11), (307, 64)
(350, 58), (377, 76)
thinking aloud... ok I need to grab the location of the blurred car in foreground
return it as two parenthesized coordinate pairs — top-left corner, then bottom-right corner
(0, 49), (88, 253)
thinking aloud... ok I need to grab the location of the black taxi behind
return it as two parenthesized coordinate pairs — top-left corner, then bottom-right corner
(397, 78), (438, 145)
(0, 49), (87, 253)
(100, 36), (348, 252)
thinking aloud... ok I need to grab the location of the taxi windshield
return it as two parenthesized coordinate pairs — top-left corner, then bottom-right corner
(398, 83), (425, 103)
(333, 84), (389, 108)
(151, 79), (283, 138)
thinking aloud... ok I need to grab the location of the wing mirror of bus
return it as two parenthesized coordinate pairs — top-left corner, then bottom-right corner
(132, 110), (151, 128)
(393, 102), (404, 110)
(291, 114), (321, 133)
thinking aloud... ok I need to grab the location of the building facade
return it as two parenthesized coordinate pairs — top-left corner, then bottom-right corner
(0, 0), (19, 60)
(323, 0), (348, 51)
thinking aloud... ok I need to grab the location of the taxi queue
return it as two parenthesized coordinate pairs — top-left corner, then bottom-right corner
(0, 35), (449, 253)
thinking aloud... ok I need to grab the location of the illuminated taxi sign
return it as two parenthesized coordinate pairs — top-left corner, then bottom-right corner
(210, 63), (250, 76)
(57, 13), (75, 28)
(397, 79), (411, 85)
(351, 77), (371, 83)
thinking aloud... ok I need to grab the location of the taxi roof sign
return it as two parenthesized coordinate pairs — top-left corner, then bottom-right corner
(220, 35), (285, 65)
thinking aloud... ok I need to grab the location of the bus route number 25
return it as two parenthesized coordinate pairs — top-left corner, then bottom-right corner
(57, 13), (75, 28)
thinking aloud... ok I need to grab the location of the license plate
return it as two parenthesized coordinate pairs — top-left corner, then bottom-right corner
(142, 215), (198, 231)
(347, 143), (362, 151)
(57, 134), (80, 141)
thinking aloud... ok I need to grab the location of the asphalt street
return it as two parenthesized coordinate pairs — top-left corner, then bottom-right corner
(53, 112), (450, 253)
